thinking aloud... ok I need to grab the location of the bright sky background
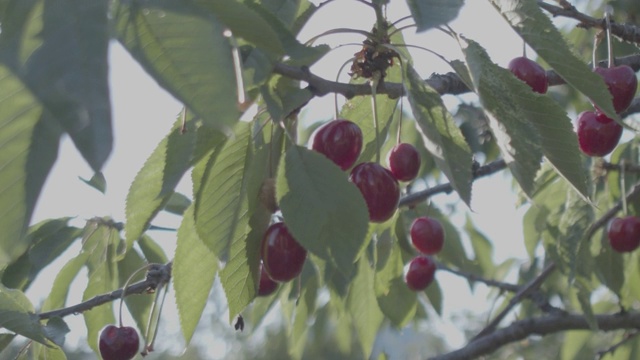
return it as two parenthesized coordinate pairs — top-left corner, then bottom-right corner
(25, 1), (540, 358)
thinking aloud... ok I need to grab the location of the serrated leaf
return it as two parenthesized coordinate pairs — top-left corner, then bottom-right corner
(406, 0), (464, 32)
(374, 241), (417, 327)
(115, 0), (240, 132)
(79, 172), (106, 194)
(82, 262), (117, 355)
(0, 284), (47, 344)
(0, 64), (55, 269)
(405, 64), (473, 205)
(459, 40), (543, 196)
(41, 253), (90, 312)
(556, 190), (594, 282)
(276, 146), (369, 276)
(174, 205), (217, 345)
(125, 115), (199, 248)
(347, 257), (384, 358)
(488, 0), (618, 120)
(18, 0), (112, 171)
(193, 0), (284, 55)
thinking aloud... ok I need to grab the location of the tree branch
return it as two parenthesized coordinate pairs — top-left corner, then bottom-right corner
(430, 312), (640, 360)
(436, 262), (520, 293)
(37, 262), (172, 320)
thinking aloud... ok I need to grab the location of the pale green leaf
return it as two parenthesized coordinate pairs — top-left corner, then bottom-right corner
(79, 172), (106, 194)
(41, 253), (91, 312)
(82, 263), (117, 355)
(174, 205), (217, 345)
(459, 40), (543, 196)
(560, 331), (592, 360)
(374, 241), (417, 327)
(276, 145), (369, 276)
(118, 250), (153, 336)
(405, 64), (473, 205)
(137, 235), (168, 265)
(0, 284), (47, 344)
(465, 216), (495, 275)
(288, 272), (318, 359)
(488, 0), (618, 120)
(115, 0), (240, 132)
(347, 257), (384, 358)
(557, 190), (594, 282)
(406, 0), (464, 32)
(125, 114), (199, 247)
(163, 192), (192, 216)
(42, 317), (69, 348)
(594, 230), (625, 298)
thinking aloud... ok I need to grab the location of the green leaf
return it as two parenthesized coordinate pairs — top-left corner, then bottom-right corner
(594, 228), (625, 299)
(0, 284), (47, 344)
(0, 333), (16, 353)
(79, 172), (106, 194)
(459, 39), (543, 196)
(621, 252), (640, 307)
(174, 205), (217, 345)
(163, 192), (192, 215)
(41, 253), (91, 312)
(347, 257), (384, 358)
(18, 0), (112, 171)
(575, 280), (597, 330)
(424, 278), (443, 315)
(556, 190), (594, 282)
(488, 0), (618, 120)
(276, 145), (369, 275)
(259, 0), (300, 28)
(42, 317), (69, 347)
(193, 0), (285, 55)
(115, 0), (240, 132)
(32, 344), (67, 360)
(406, 0), (464, 32)
(288, 271), (319, 359)
(125, 114), (199, 248)
(560, 331), (592, 360)
(137, 235), (168, 265)
(82, 263), (117, 355)
(464, 216), (495, 275)
(0, 64), (49, 269)
(374, 241), (417, 327)
(118, 250), (153, 336)
(405, 64), (473, 205)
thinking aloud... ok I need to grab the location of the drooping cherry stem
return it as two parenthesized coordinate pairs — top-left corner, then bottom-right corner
(334, 57), (356, 119)
(118, 264), (153, 327)
(605, 5), (615, 68)
(621, 159), (628, 215)
(522, 40), (527, 58)
(370, 72), (382, 163)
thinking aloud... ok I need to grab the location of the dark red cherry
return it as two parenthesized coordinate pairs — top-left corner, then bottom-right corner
(607, 216), (640, 253)
(310, 119), (363, 170)
(261, 222), (307, 282)
(576, 111), (622, 157)
(508, 56), (548, 94)
(404, 255), (437, 291)
(98, 325), (139, 360)
(349, 162), (400, 223)
(593, 65), (637, 113)
(257, 262), (278, 296)
(410, 217), (444, 255)
(387, 143), (421, 182)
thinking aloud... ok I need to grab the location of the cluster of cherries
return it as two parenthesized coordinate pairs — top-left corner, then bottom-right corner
(404, 216), (444, 291)
(508, 55), (637, 157)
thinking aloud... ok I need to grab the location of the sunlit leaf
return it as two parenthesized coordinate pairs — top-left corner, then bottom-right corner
(82, 262), (117, 355)
(347, 257), (384, 358)
(374, 240), (417, 327)
(41, 252), (90, 312)
(174, 205), (217, 345)
(276, 146), (369, 276)
(288, 269), (318, 358)
(0, 284), (47, 344)
(405, 64), (473, 205)
(118, 250), (153, 336)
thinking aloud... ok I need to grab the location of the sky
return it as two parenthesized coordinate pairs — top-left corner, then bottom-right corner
(24, 1), (536, 358)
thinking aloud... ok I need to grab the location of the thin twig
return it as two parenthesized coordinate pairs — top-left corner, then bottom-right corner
(436, 262), (521, 293)
(595, 330), (640, 359)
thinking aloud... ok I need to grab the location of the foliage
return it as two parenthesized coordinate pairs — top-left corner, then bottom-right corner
(0, 0), (640, 359)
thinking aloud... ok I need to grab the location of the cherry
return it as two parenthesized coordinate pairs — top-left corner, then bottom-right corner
(257, 262), (278, 296)
(349, 162), (400, 223)
(410, 216), (444, 255)
(404, 255), (437, 291)
(607, 216), (640, 253)
(507, 56), (548, 94)
(576, 111), (622, 157)
(310, 119), (363, 170)
(387, 143), (421, 182)
(593, 65), (637, 113)
(261, 222), (307, 282)
(98, 325), (139, 360)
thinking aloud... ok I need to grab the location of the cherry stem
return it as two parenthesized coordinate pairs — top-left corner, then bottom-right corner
(180, 107), (187, 134)
(119, 264), (153, 328)
(143, 283), (169, 356)
(388, 24), (416, 38)
(305, 28), (375, 46)
(396, 57), (406, 144)
(522, 40), (527, 58)
(334, 57), (357, 119)
(370, 72), (382, 164)
(225, 30), (247, 107)
(621, 159), (628, 215)
(592, 34), (599, 70)
(605, 6), (615, 68)
(389, 15), (413, 28)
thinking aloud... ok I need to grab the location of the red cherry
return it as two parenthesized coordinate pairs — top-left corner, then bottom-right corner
(257, 262), (278, 296)
(349, 162), (400, 223)
(607, 216), (640, 253)
(310, 119), (363, 170)
(576, 111), (622, 157)
(593, 65), (637, 113)
(387, 143), (421, 182)
(404, 255), (437, 291)
(410, 217), (444, 255)
(508, 56), (548, 94)
(98, 325), (139, 360)
(261, 222), (307, 282)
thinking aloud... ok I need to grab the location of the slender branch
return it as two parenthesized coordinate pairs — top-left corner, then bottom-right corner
(472, 262), (557, 340)
(37, 262), (172, 320)
(436, 262), (520, 293)
(429, 312), (640, 360)
(595, 330), (640, 359)
(399, 159), (507, 208)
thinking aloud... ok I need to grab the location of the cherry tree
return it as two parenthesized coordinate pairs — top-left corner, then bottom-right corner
(1, 0), (640, 359)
